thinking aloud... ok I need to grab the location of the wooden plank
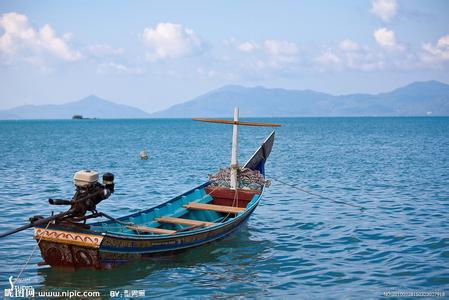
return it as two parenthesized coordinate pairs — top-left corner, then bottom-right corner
(192, 118), (281, 127)
(127, 225), (176, 234)
(155, 217), (215, 227)
(183, 202), (245, 214)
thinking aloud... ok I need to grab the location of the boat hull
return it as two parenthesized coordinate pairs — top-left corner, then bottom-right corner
(35, 202), (258, 269)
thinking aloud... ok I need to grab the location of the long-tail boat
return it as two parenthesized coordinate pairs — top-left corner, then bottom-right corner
(0, 108), (280, 269)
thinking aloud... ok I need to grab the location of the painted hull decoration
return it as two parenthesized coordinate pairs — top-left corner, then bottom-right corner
(1, 108), (280, 270)
(34, 228), (104, 248)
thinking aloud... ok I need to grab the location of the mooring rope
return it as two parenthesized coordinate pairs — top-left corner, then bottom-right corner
(14, 219), (52, 286)
(271, 176), (367, 211)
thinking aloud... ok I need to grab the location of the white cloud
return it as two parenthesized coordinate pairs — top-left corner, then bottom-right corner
(316, 48), (341, 66)
(421, 34), (449, 64)
(370, 0), (398, 22)
(223, 37), (237, 46)
(86, 44), (124, 57)
(374, 28), (395, 48)
(262, 39), (299, 68)
(345, 51), (385, 71)
(237, 41), (258, 53)
(373, 27), (403, 50)
(315, 32), (426, 72)
(339, 39), (360, 51)
(0, 12), (81, 64)
(196, 67), (238, 80)
(315, 40), (386, 72)
(39, 25), (81, 61)
(142, 22), (203, 61)
(226, 39), (299, 73)
(62, 32), (74, 42)
(97, 62), (144, 75)
(263, 40), (298, 57)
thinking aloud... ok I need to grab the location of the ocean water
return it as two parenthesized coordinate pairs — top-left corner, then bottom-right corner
(0, 117), (448, 298)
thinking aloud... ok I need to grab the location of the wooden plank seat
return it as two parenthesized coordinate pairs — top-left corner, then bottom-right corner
(183, 202), (245, 214)
(155, 217), (214, 227)
(127, 225), (176, 235)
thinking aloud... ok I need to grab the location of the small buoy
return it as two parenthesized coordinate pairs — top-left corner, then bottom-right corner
(139, 149), (148, 160)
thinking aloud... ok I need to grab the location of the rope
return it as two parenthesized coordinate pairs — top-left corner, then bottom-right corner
(205, 181), (226, 196)
(271, 177), (366, 211)
(219, 183), (240, 223)
(14, 220), (52, 286)
(232, 186), (239, 208)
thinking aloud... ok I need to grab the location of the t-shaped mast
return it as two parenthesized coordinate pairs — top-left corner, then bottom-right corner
(193, 107), (281, 190)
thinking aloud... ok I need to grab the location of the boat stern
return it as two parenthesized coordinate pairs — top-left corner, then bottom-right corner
(34, 226), (104, 269)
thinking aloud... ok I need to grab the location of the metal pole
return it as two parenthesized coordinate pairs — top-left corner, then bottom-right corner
(230, 107), (239, 190)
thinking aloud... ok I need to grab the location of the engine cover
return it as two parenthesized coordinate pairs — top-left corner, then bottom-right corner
(74, 170), (98, 188)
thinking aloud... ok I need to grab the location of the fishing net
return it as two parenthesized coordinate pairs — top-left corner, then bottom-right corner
(208, 167), (270, 191)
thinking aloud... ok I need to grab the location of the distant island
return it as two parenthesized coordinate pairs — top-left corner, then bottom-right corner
(72, 115), (96, 120)
(0, 80), (448, 119)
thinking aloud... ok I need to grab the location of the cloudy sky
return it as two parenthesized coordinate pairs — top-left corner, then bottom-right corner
(0, 0), (448, 112)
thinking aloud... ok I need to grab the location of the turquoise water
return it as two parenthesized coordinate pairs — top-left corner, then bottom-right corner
(0, 117), (448, 298)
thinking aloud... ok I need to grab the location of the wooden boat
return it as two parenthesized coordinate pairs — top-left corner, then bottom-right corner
(32, 108), (279, 269)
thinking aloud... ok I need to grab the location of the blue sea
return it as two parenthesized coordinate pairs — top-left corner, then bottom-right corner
(0, 117), (448, 298)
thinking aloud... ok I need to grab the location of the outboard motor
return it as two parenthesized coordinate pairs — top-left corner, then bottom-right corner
(49, 170), (115, 220)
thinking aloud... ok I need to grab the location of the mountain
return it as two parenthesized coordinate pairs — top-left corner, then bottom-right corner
(152, 80), (449, 117)
(2, 81), (449, 119)
(0, 95), (150, 119)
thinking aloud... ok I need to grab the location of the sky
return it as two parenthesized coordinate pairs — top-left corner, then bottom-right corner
(0, 0), (448, 112)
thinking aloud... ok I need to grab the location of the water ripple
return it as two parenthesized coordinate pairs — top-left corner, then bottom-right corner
(0, 117), (448, 297)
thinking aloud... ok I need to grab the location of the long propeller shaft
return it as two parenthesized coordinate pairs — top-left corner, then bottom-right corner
(0, 212), (67, 239)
